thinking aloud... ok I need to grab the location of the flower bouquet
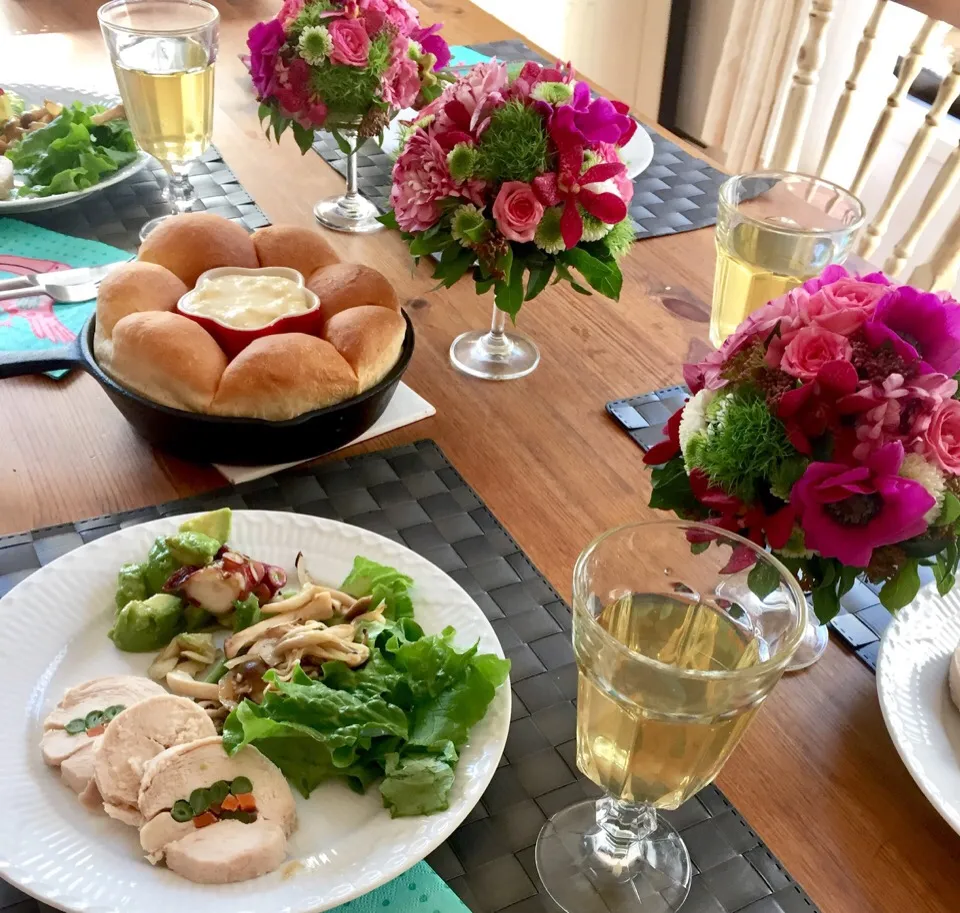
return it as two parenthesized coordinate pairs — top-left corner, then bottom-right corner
(646, 265), (960, 625)
(247, 0), (450, 232)
(380, 60), (637, 380)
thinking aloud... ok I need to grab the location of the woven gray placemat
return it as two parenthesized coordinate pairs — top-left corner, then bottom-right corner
(0, 439), (819, 913)
(312, 40), (728, 241)
(18, 145), (271, 252)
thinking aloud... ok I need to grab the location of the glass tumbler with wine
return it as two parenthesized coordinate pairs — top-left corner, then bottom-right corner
(98, 0), (219, 239)
(535, 520), (807, 913)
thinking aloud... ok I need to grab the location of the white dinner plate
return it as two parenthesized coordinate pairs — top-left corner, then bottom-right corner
(381, 109), (655, 180)
(0, 511), (510, 913)
(1, 83), (150, 214)
(876, 586), (960, 835)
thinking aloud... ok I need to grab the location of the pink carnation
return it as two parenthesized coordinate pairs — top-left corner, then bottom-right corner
(359, 0), (420, 37)
(382, 37), (420, 108)
(419, 61), (509, 138)
(329, 17), (370, 67)
(390, 131), (456, 231)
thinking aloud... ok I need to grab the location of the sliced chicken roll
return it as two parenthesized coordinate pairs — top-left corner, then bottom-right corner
(138, 736), (297, 883)
(40, 675), (166, 801)
(94, 694), (217, 825)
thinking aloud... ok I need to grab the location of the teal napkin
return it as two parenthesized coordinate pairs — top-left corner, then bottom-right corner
(448, 46), (492, 67)
(0, 218), (132, 377)
(334, 862), (466, 913)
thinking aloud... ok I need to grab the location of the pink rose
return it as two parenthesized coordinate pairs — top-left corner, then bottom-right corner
(924, 399), (960, 474)
(796, 277), (892, 337)
(780, 325), (853, 381)
(329, 18), (370, 67)
(492, 181), (544, 243)
(382, 37), (421, 108)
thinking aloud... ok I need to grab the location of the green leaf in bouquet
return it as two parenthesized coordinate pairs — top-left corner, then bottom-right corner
(431, 245), (476, 289)
(257, 102), (272, 125)
(747, 560), (781, 601)
(524, 263), (554, 302)
(812, 583), (841, 624)
(879, 559), (921, 612)
(563, 248), (623, 300)
(690, 540), (710, 555)
(649, 456), (698, 513)
(496, 246), (514, 285)
(290, 121), (316, 155)
(475, 276), (495, 295)
(553, 261), (591, 296)
(938, 491), (960, 527)
(378, 210), (400, 230)
(934, 542), (957, 596)
(409, 233), (454, 257)
(838, 565), (859, 597)
(494, 263), (525, 320)
(900, 533), (954, 558)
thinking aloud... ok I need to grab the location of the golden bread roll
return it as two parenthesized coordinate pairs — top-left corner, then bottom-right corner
(101, 311), (228, 413)
(138, 212), (258, 286)
(211, 333), (359, 421)
(323, 306), (406, 393)
(252, 225), (339, 278)
(306, 263), (400, 324)
(95, 261), (188, 339)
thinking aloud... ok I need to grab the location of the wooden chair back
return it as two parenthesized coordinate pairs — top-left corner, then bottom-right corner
(769, 0), (960, 290)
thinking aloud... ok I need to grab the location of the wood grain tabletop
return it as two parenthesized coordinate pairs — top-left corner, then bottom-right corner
(1, 2), (958, 911)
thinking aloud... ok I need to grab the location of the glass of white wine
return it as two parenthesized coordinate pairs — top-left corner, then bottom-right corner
(711, 171), (864, 347)
(98, 0), (218, 239)
(535, 520), (807, 913)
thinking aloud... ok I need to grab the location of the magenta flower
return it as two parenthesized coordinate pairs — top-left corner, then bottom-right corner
(412, 23), (450, 70)
(247, 18), (286, 98)
(867, 285), (960, 377)
(551, 82), (636, 147)
(791, 442), (934, 567)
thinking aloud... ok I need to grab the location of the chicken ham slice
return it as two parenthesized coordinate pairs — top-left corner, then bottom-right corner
(43, 675), (165, 731)
(94, 694), (217, 824)
(138, 736), (296, 884)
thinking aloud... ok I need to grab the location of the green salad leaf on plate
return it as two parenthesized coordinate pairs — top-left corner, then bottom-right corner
(5, 102), (138, 197)
(224, 558), (511, 817)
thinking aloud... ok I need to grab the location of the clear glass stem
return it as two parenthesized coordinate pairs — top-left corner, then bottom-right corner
(482, 302), (512, 356)
(166, 165), (196, 214)
(585, 797), (657, 877)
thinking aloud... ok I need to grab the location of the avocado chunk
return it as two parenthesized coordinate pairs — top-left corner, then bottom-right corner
(144, 538), (181, 593)
(178, 508), (231, 546)
(165, 531), (221, 567)
(115, 562), (148, 610)
(109, 593), (184, 652)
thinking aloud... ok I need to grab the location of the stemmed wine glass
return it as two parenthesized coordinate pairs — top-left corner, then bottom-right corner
(99, 0), (219, 240)
(535, 520), (807, 912)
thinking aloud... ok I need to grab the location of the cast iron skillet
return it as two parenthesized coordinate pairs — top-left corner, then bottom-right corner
(0, 312), (415, 464)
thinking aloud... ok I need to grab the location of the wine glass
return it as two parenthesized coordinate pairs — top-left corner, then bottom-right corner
(98, 0), (219, 240)
(535, 520), (807, 913)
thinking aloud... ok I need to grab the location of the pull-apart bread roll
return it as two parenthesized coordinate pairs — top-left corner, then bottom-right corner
(211, 333), (359, 420)
(252, 224), (339, 277)
(138, 212), (258, 286)
(104, 311), (228, 413)
(94, 261), (188, 342)
(324, 305), (406, 393)
(307, 262), (400, 323)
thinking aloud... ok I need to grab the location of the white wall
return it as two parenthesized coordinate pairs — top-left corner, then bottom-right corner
(469, 0), (671, 119)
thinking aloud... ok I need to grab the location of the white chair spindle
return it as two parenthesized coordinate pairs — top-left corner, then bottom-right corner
(859, 36), (960, 259)
(908, 206), (960, 291)
(849, 16), (949, 197)
(812, 0), (888, 181)
(884, 139), (960, 276)
(769, 0), (835, 172)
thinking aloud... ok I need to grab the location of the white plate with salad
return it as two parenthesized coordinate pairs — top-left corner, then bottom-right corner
(0, 83), (149, 213)
(0, 509), (511, 913)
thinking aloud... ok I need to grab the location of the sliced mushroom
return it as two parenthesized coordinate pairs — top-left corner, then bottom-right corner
(219, 658), (269, 707)
(343, 595), (374, 621)
(147, 634), (217, 681)
(274, 624), (369, 667)
(260, 584), (333, 616)
(224, 600), (333, 658)
(91, 103), (125, 125)
(165, 671), (220, 701)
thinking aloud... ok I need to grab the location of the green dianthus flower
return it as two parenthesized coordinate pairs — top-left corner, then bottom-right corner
(601, 217), (635, 259)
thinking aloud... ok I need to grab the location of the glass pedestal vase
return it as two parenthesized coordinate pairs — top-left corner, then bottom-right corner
(450, 300), (540, 381)
(314, 129), (383, 234)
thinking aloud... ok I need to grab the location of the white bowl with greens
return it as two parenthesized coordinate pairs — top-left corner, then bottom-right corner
(0, 83), (150, 213)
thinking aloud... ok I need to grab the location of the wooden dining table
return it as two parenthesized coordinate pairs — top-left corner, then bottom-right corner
(2, 2), (959, 911)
